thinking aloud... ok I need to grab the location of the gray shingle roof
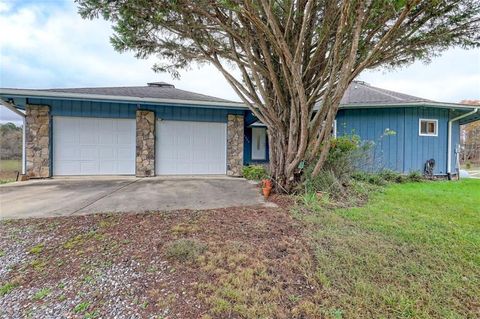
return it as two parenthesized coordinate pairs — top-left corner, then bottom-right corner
(340, 81), (430, 105)
(39, 83), (235, 104)
(0, 81), (442, 108)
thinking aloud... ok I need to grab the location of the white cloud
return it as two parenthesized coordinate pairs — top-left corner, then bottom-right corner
(0, 1), (240, 101)
(0, 106), (22, 125)
(359, 49), (480, 103)
(0, 0), (479, 110)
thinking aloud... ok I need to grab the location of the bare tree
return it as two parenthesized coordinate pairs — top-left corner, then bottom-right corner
(77, 0), (480, 191)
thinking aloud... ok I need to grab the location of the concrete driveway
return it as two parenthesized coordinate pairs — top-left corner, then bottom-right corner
(0, 177), (265, 219)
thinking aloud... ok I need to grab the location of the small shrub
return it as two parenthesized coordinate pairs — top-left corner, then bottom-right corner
(29, 244), (44, 254)
(378, 170), (402, 182)
(0, 283), (16, 297)
(351, 172), (386, 185)
(407, 171), (423, 182)
(465, 162), (471, 169)
(242, 165), (268, 180)
(351, 171), (370, 182)
(165, 239), (207, 262)
(73, 301), (91, 314)
(33, 287), (51, 300)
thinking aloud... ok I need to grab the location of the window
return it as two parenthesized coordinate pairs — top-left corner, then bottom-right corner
(419, 119), (438, 136)
(251, 127), (267, 160)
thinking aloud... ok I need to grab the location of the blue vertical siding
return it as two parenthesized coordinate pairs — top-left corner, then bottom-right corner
(336, 107), (405, 172)
(403, 107), (448, 175)
(27, 98), (243, 122)
(21, 97), (464, 176)
(337, 107), (450, 175)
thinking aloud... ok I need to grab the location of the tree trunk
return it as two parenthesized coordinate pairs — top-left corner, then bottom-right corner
(267, 123), (303, 193)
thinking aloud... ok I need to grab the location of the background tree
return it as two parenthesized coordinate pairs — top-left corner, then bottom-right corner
(460, 100), (480, 165)
(77, 0), (480, 191)
(0, 122), (22, 160)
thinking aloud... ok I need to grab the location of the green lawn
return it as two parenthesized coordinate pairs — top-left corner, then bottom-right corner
(0, 159), (21, 183)
(301, 179), (480, 318)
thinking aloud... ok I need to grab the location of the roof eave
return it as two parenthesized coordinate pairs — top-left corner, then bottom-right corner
(0, 88), (247, 110)
(339, 101), (477, 110)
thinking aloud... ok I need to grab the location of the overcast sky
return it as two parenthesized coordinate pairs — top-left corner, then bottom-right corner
(1, 0), (479, 125)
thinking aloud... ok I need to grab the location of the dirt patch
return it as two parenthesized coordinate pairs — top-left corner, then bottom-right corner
(0, 203), (317, 318)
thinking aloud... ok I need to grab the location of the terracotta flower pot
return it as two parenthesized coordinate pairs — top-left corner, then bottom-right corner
(262, 186), (272, 199)
(262, 179), (273, 189)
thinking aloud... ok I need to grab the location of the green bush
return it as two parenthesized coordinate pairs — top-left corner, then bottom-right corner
(165, 239), (207, 262)
(378, 169), (411, 183)
(242, 165), (268, 180)
(407, 171), (423, 182)
(302, 134), (367, 198)
(465, 162), (472, 169)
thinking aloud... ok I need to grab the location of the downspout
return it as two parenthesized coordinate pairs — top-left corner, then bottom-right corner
(1, 100), (26, 174)
(447, 108), (479, 177)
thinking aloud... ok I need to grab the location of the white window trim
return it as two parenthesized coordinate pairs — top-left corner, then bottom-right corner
(333, 120), (337, 138)
(419, 118), (438, 137)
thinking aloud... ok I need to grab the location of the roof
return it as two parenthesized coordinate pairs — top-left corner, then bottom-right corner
(39, 83), (234, 104)
(0, 81), (477, 112)
(340, 81), (431, 105)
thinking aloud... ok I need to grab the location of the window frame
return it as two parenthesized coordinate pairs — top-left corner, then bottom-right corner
(418, 118), (438, 137)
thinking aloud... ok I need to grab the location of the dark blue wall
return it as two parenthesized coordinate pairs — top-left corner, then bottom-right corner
(28, 98), (243, 123)
(336, 107), (460, 175)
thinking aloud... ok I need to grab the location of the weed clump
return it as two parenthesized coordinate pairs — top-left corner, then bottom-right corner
(165, 238), (207, 262)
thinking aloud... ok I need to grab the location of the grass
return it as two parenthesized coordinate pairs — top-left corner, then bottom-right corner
(0, 159), (21, 183)
(165, 238), (207, 262)
(29, 244), (45, 254)
(298, 179), (480, 318)
(33, 287), (51, 300)
(73, 301), (91, 314)
(1, 181), (478, 318)
(0, 282), (17, 297)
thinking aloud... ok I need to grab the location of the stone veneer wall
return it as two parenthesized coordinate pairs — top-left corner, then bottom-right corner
(227, 114), (244, 176)
(136, 110), (155, 177)
(25, 105), (50, 178)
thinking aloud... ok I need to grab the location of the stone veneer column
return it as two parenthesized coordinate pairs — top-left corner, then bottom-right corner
(136, 110), (155, 177)
(25, 105), (50, 178)
(227, 114), (244, 176)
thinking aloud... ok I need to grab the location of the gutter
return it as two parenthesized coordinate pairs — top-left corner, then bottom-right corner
(0, 88), (247, 109)
(338, 101), (478, 110)
(447, 107), (479, 175)
(0, 100), (26, 175)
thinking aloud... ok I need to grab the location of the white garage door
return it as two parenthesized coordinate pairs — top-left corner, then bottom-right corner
(156, 120), (227, 175)
(53, 117), (136, 175)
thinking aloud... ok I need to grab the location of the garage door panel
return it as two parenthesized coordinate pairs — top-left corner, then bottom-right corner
(56, 161), (81, 175)
(156, 120), (226, 175)
(117, 148), (134, 159)
(99, 133), (114, 145)
(53, 117), (135, 175)
(99, 147), (115, 160)
(55, 145), (79, 160)
(79, 161), (98, 175)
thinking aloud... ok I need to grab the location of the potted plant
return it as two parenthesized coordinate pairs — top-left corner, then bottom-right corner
(262, 179), (272, 198)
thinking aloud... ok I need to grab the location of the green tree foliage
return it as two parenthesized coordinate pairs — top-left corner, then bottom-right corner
(0, 122), (22, 160)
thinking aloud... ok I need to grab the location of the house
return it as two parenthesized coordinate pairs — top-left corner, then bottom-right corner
(0, 81), (478, 178)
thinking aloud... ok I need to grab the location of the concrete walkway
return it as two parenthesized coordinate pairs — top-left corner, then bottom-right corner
(467, 169), (480, 178)
(0, 177), (265, 219)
